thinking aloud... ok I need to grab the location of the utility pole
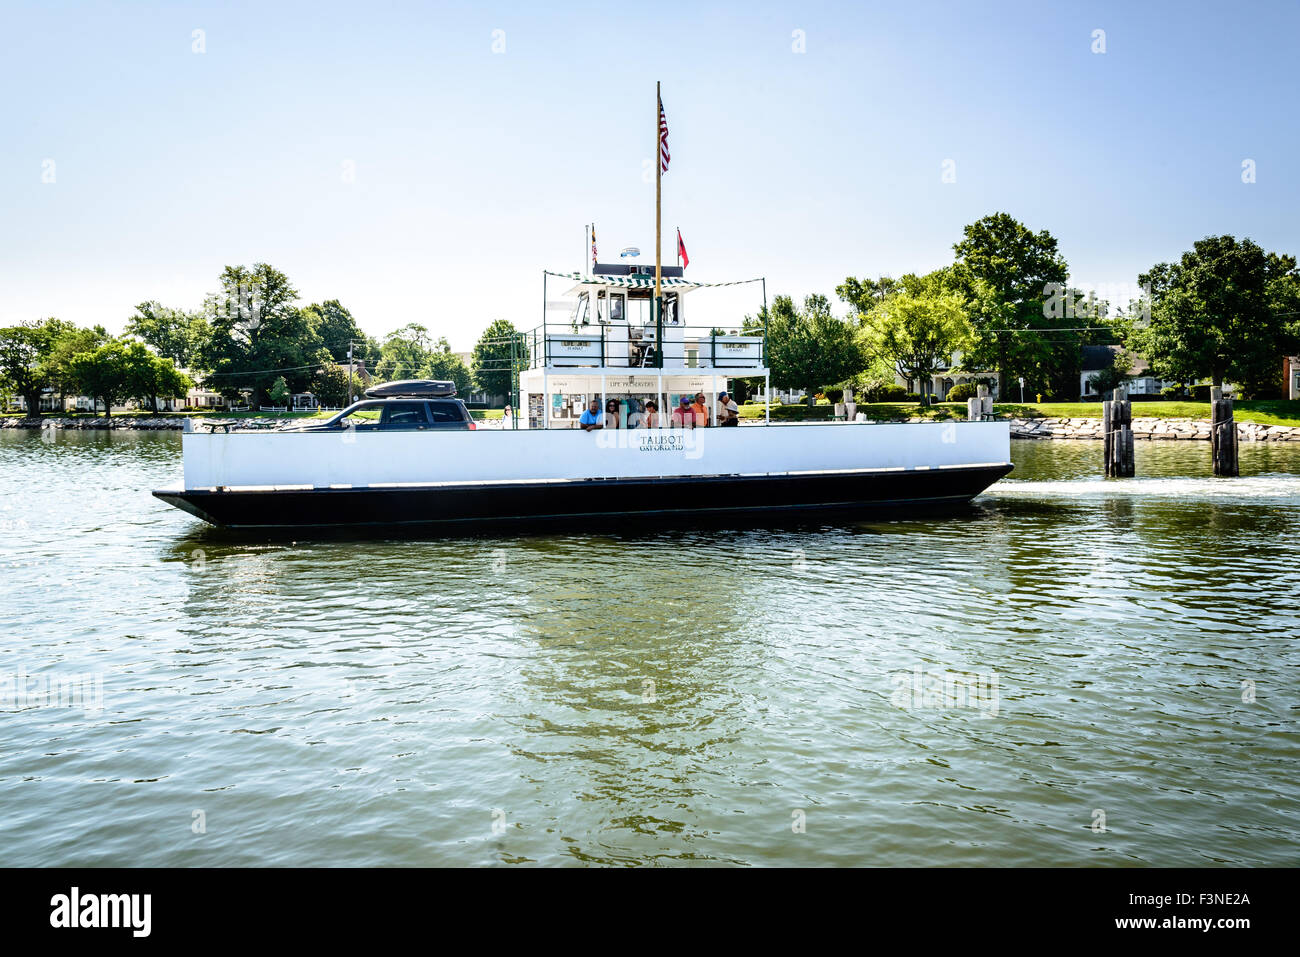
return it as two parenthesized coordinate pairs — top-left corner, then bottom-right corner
(347, 340), (354, 406)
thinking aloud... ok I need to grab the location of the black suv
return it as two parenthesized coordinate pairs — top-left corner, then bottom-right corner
(299, 380), (475, 432)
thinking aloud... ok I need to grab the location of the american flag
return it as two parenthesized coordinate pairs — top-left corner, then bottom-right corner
(658, 94), (670, 173)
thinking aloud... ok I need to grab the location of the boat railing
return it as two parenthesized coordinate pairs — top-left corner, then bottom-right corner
(520, 321), (766, 372)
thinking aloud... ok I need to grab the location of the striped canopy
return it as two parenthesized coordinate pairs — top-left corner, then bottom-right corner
(546, 270), (762, 291)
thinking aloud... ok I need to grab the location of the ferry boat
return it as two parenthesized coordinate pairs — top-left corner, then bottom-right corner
(152, 265), (1012, 529)
(152, 83), (1011, 529)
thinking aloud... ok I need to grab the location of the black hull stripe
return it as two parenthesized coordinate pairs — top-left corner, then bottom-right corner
(154, 464), (1013, 529)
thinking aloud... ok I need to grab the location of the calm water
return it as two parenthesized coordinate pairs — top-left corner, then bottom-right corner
(1, 429), (1297, 867)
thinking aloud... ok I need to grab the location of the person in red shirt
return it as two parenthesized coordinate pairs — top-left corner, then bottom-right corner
(670, 395), (694, 428)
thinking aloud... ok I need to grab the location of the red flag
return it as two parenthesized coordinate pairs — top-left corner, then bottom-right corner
(677, 228), (689, 269)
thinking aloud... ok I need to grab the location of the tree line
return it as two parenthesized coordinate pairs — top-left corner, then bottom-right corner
(5, 218), (1297, 417)
(0, 263), (522, 416)
(0, 319), (192, 417)
(752, 213), (1300, 403)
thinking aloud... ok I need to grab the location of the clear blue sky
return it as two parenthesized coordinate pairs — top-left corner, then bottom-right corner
(2, 0), (1296, 348)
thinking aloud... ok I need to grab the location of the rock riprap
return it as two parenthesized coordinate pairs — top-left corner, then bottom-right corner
(1008, 417), (1298, 441)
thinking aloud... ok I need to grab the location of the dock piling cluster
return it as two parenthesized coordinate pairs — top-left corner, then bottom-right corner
(967, 385), (994, 421)
(1102, 388), (1135, 477)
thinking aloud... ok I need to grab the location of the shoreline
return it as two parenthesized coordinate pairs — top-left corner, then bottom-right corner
(1008, 417), (1300, 441)
(4, 414), (1300, 441)
(0, 416), (296, 431)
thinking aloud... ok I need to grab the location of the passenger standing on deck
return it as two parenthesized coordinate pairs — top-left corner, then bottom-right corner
(604, 398), (621, 430)
(717, 391), (739, 426)
(670, 395), (694, 428)
(626, 400), (646, 429)
(643, 400), (660, 428)
(578, 398), (604, 431)
(691, 392), (710, 428)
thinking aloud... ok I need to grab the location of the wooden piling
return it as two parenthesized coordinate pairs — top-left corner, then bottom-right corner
(968, 385), (993, 422)
(1210, 387), (1239, 476)
(1102, 397), (1113, 470)
(1104, 387), (1134, 477)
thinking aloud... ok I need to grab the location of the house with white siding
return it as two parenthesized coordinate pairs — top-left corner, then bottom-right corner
(1080, 345), (1169, 398)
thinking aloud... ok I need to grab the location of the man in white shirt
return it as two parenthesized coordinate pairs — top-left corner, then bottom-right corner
(717, 391), (740, 427)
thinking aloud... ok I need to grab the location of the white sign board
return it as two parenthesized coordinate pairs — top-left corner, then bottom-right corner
(697, 336), (763, 368)
(546, 334), (603, 366)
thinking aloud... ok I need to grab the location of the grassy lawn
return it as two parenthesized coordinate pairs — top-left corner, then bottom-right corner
(991, 400), (1300, 426)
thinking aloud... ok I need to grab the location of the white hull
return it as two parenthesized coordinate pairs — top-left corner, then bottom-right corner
(177, 421), (1011, 491)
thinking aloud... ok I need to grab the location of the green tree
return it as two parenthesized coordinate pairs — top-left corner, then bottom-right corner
(861, 282), (974, 405)
(194, 263), (328, 405)
(470, 319), (520, 401)
(68, 341), (132, 417)
(951, 213), (1078, 399)
(1124, 236), (1298, 394)
(835, 276), (902, 316)
(310, 363), (351, 407)
(150, 358), (192, 410)
(121, 341), (192, 412)
(755, 294), (867, 399)
(1269, 253), (1300, 343)
(374, 323), (433, 382)
(302, 300), (374, 362)
(268, 375), (290, 407)
(126, 302), (208, 367)
(420, 339), (472, 396)
(39, 320), (111, 411)
(0, 321), (59, 416)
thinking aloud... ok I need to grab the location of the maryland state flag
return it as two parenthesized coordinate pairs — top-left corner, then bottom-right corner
(677, 228), (689, 269)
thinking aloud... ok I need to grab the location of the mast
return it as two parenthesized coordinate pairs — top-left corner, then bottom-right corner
(654, 81), (663, 368)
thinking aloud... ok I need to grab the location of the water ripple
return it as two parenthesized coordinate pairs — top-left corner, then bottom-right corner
(0, 430), (1297, 866)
